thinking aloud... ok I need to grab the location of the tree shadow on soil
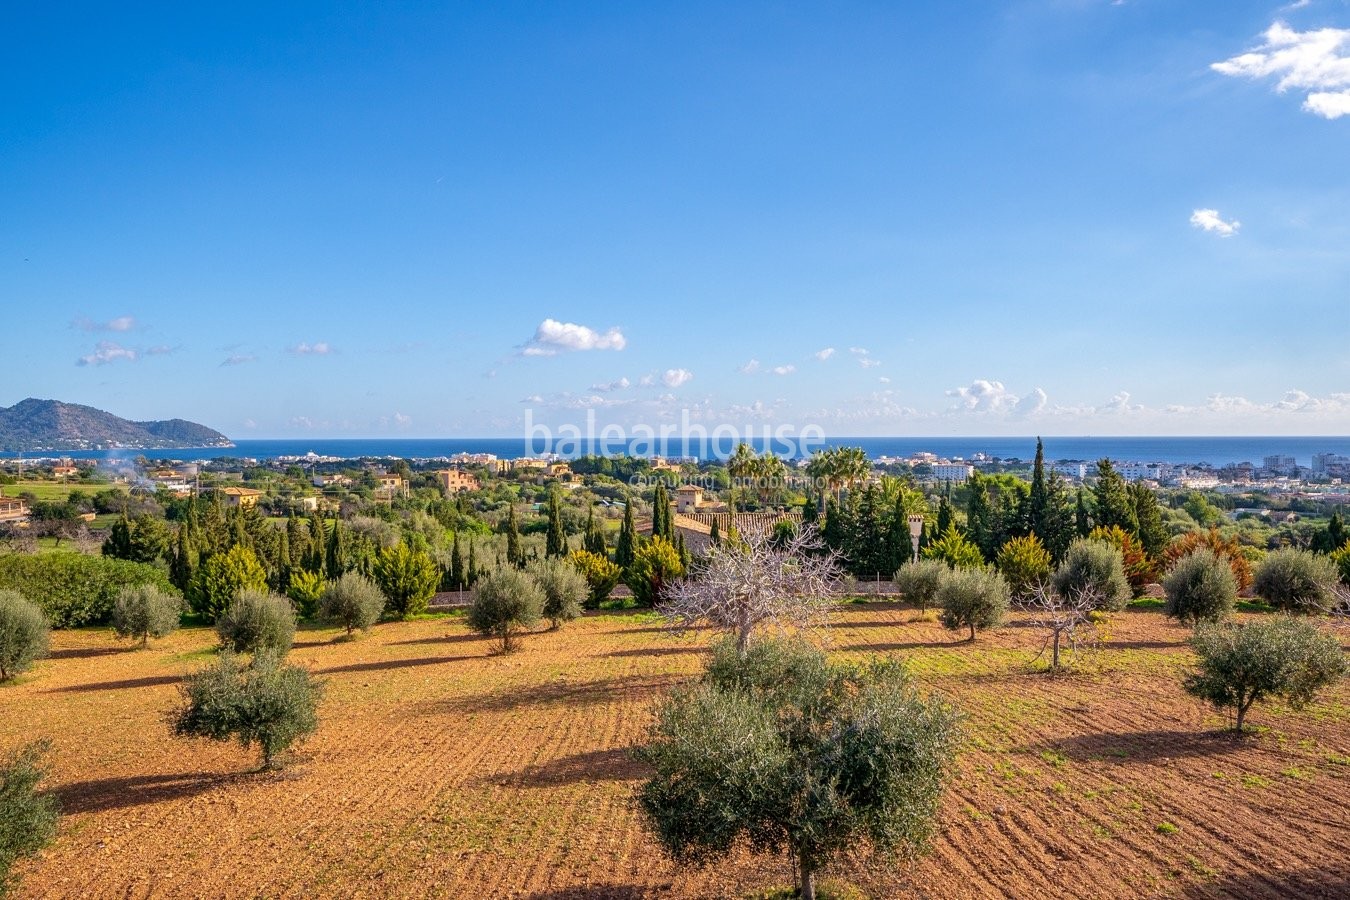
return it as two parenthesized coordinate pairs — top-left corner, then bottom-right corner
(601, 647), (703, 659)
(839, 640), (956, 653)
(1181, 867), (1350, 899)
(388, 632), (486, 647)
(1049, 728), (1244, 763)
(431, 673), (684, 716)
(525, 886), (663, 899)
(829, 620), (915, 630)
(46, 673), (183, 694)
(500, 747), (646, 789)
(47, 646), (133, 660)
(57, 772), (235, 815)
(1104, 639), (1187, 650)
(313, 654), (481, 675)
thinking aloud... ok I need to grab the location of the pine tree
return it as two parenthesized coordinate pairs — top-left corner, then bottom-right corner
(1129, 482), (1168, 560)
(1092, 459), (1138, 535)
(545, 489), (567, 558)
(103, 513), (133, 559)
(965, 474), (995, 562)
(1075, 488), (1091, 538)
(615, 499), (637, 569)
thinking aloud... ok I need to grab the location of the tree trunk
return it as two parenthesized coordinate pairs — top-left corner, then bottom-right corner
(1051, 629), (1061, 669)
(798, 856), (817, 900)
(969, 622), (976, 642)
(142, 632), (149, 649)
(737, 625), (751, 657)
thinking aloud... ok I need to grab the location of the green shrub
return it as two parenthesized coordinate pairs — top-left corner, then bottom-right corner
(215, 590), (296, 654)
(625, 537), (684, 607)
(1163, 548), (1238, 626)
(893, 559), (947, 612)
(0, 741), (60, 895)
(320, 572), (385, 636)
(286, 570), (325, 620)
(111, 584), (183, 648)
(529, 557), (587, 629)
(0, 591), (49, 682)
(1184, 617), (1347, 732)
(174, 649), (321, 770)
(372, 543), (439, 619)
(467, 568), (544, 652)
(937, 568), (1010, 641)
(1053, 539), (1132, 611)
(1252, 548), (1339, 614)
(568, 549), (621, 609)
(921, 526), (985, 570)
(0, 552), (175, 628)
(189, 546), (268, 623)
(995, 534), (1053, 602)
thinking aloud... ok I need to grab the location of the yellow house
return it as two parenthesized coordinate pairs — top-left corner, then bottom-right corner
(219, 487), (264, 509)
(435, 469), (480, 493)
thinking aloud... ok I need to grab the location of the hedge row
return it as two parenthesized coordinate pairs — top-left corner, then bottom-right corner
(0, 553), (176, 628)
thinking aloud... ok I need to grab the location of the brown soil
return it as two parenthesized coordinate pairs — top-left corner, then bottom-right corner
(3, 605), (1347, 899)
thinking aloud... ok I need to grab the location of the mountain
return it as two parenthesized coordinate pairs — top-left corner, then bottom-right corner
(0, 399), (233, 452)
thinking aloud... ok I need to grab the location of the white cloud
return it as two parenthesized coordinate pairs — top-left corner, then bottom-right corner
(848, 347), (870, 356)
(290, 341), (333, 355)
(145, 345), (175, 356)
(1212, 21), (1350, 118)
(878, 376), (891, 384)
(946, 379), (1046, 416)
(73, 315), (135, 332)
(859, 358), (882, 369)
(393, 412), (412, 426)
(590, 377), (631, 392)
(77, 341), (137, 366)
(814, 347), (836, 361)
(771, 364), (796, 376)
(1190, 208), (1241, 237)
(639, 374), (656, 387)
(242, 418), (258, 430)
(520, 319), (626, 356)
(662, 368), (694, 388)
(738, 359), (761, 375)
(220, 354), (257, 367)
(849, 346), (881, 368)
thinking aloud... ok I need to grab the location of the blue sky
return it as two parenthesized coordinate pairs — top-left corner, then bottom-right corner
(3, 1), (1348, 438)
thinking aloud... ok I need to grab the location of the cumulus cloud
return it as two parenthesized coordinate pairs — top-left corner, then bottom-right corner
(639, 374), (656, 387)
(1190, 208), (1241, 237)
(73, 315), (135, 332)
(290, 341), (333, 355)
(849, 346), (882, 368)
(814, 347), (836, 361)
(946, 380), (1047, 416)
(1212, 21), (1350, 118)
(772, 364), (796, 376)
(590, 377), (631, 392)
(520, 319), (626, 356)
(77, 341), (137, 366)
(739, 359), (761, 375)
(662, 368), (694, 388)
(220, 354), (258, 367)
(145, 345), (175, 356)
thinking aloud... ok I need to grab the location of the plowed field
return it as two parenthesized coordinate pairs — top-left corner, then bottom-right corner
(3, 605), (1347, 899)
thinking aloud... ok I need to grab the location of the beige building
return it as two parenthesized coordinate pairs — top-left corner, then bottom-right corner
(0, 494), (30, 525)
(218, 486), (264, 509)
(435, 469), (480, 494)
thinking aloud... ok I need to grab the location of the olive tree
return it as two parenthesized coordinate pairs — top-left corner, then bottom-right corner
(937, 567), (1010, 642)
(1053, 539), (1131, 612)
(0, 741), (60, 895)
(320, 572), (385, 637)
(637, 638), (959, 900)
(1252, 548), (1339, 614)
(111, 584), (183, 648)
(660, 526), (841, 656)
(467, 568), (545, 652)
(893, 558), (947, 613)
(0, 591), (49, 682)
(528, 557), (587, 629)
(174, 649), (322, 770)
(1163, 548), (1237, 626)
(215, 589), (296, 654)
(1184, 617), (1347, 732)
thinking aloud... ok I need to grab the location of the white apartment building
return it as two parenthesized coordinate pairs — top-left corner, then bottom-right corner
(931, 462), (974, 482)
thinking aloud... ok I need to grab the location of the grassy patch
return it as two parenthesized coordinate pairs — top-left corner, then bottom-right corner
(1126, 598), (1164, 610)
(1234, 600), (1276, 614)
(1155, 822), (1179, 835)
(1039, 749), (1069, 768)
(1280, 767), (1312, 781)
(1240, 774), (1271, 789)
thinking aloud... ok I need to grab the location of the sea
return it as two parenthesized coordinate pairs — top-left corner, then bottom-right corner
(9, 436), (1350, 468)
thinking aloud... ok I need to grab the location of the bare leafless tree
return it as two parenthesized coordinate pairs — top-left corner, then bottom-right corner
(1331, 582), (1350, 626)
(1028, 583), (1101, 671)
(660, 525), (843, 655)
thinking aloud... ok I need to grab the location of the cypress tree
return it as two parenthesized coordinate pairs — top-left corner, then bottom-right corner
(965, 474), (995, 562)
(505, 504), (524, 568)
(1075, 488), (1091, 537)
(325, 518), (347, 578)
(584, 504), (607, 556)
(466, 539), (478, 586)
(545, 489), (567, 558)
(103, 513), (133, 559)
(652, 484), (671, 540)
(709, 516), (721, 545)
(450, 531), (465, 589)
(170, 519), (197, 593)
(801, 493), (818, 525)
(677, 532), (690, 570)
(1092, 459), (1138, 535)
(306, 513), (326, 573)
(1027, 437), (1051, 544)
(615, 498), (637, 569)
(1129, 482), (1168, 560)
(285, 514), (305, 571)
(936, 489), (954, 538)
